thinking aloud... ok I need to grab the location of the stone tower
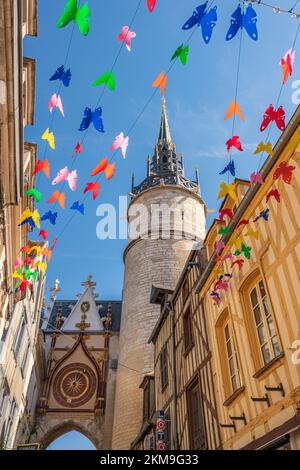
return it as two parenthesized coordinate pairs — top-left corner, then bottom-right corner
(112, 98), (206, 449)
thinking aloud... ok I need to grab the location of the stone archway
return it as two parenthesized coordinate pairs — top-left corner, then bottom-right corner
(34, 417), (103, 450)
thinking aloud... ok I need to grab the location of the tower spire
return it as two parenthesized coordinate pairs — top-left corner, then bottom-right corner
(158, 96), (172, 144)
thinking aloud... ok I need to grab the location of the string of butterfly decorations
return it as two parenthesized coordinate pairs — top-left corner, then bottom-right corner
(13, 1), (297, 301)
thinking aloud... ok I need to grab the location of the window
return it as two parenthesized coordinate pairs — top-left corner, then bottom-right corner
(182, 279), (189, 304)
(183, 305), (193, 352)
(4, 399), (17, 449)
(160, 345), (168, 391)
(187, 379), (207, 450)
(224, 323), (242, 393)
(143, 378), (155, 422)
(250, 280), (280, 365)
(21, 343), (30, 374)
(13, 318), (26, 359)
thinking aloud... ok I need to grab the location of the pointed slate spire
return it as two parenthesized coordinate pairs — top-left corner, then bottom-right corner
(158, 96), (172, 144)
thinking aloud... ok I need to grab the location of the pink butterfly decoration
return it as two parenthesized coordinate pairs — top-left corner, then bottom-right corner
(52, 167), (78, 191)
(250, 172), (264, 187)
(48, 93), (64, 117)
(215, 240), (225, 256)
(110, 132), (129, 158)
(14, 257), (22, 268)
(117, 26), (136, 52)
(223, 253), (234, 263)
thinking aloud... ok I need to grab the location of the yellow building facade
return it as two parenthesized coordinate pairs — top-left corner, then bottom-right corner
(150, 106), (300, 450)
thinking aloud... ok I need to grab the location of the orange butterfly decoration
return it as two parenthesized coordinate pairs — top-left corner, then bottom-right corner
(90, 158), (116, 180)
(152, 71), (168, 95)
(47, 190), (66, 209)
(224, 100), (245, 122)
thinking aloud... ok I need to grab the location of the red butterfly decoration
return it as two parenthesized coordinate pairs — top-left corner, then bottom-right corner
(19, 279), (32, 293)
(219, 208), (234, 223)
(73, 143), (82, 157)
(23, 257), (35, 268)
(260, 104), (286, 132)
(266, 189), (281, 204)
(231, 259), (244, 271)
(147, 0), (157, 12)
(226, 136), (243, 153)
(214, 279), (230, 292)
(237, 219), (249, 228)
(273, 161), (295, 184)
(84, 182), (100, 200)
(39, 229), (48, 240)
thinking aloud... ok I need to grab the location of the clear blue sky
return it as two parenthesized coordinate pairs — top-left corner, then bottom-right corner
(24, 0), (297, 449)
(24, 1), (298, 303)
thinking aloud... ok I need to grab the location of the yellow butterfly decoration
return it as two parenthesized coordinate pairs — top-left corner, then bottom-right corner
(42, 128), (55, 150)
(218, 181), (237, 203)
(19, 208), (40, 229)
(212, 265), (224, 278)
(244, 229), (259, 240)
(31, 210), (40, 228)
(227, 235), (243, 252)
(29, 245), (42, 256)
(35, 261), (47, 275)
(254, 141), (273, 156)
(12, 270), (23, 280)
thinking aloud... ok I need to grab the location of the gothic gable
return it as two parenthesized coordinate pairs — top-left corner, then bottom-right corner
(61, 287), (104, 332)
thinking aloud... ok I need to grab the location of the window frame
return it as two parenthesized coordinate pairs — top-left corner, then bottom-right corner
(160, 345), (169, 391)
(183, 303), (194, 353)
(240, 268), (282, 373)
(186, 377), (207, 450)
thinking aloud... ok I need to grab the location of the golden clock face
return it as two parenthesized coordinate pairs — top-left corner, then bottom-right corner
(81, 301), (90, 313)
(53, 363), (97, 408)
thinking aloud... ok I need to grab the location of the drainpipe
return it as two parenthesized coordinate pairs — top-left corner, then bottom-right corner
(169, 301), (179, 450)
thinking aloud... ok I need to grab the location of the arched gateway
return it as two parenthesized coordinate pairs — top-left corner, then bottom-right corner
(33, 276), (121, 450)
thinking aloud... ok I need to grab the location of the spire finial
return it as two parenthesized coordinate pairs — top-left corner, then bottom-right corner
(158, 96), (172, 144)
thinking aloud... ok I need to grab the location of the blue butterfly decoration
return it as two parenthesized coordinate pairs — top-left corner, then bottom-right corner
(78, 107), (104, 133)
(182, 2), (218, 44)
(49, 65), (71, 87)
(254, 208), (269, 223)
(70, 201), (85, 215)
(210, 291), (221, 301)
(226, 4), (258, 42)
(219, 160), (236, 177)
(19, 217), (36, 229)
(41, 211), (58, 225)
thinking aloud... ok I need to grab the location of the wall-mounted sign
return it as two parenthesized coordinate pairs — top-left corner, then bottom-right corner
(156, 418), (165, 431)
(156, 410), (165, 419)
(156, 441), (166, 451)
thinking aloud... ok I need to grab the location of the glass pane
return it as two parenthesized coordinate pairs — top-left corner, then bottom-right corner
(250, 288), (258, 308)
(257, 324), (266, 346)
(254, 305), (262, 325)
(226, 339), (232, 357)
(231, 375), (237, 392)
(272, 337), (281, 357)
(259, 281), (266, 299)
(262, 344), (271, 364)
(229, 357), (235, 375)
(225, 324), (230, 341)
(263, 298), (271, 318)
(267, 316), (276, 337)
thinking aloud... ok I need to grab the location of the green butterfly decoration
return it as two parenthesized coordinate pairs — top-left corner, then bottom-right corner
(218, 226), (230, 235)
(92, 70), (116, 91)
(171, 44), (189, 65)
(26, 188), (42, 203)
(57, 0), (91, 37)
(23, 267), (38, 282)
(234, 244), (251, 260)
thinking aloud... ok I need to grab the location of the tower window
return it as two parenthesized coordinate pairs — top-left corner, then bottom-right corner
(162, 156), (168, 163)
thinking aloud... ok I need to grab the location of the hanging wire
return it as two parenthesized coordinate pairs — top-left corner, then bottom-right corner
(245, 0), (300, 17)
(39, 0), (144, 223)
(256, 20), (300, 172)
(43, 0), (216, 241)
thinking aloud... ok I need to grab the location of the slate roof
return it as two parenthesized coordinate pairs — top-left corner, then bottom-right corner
(43, 299), (122, 332)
